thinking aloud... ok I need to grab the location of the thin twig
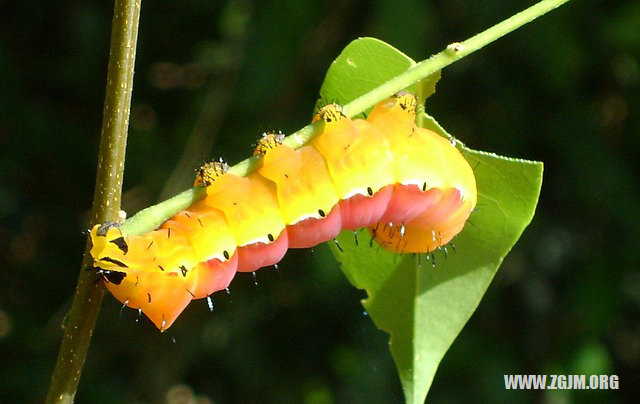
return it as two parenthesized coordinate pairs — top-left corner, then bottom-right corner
(46, 0), (141, 402)
(119, 0), (570, 237)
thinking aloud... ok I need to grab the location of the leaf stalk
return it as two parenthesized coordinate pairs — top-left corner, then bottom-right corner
(120, 0), (570, 237)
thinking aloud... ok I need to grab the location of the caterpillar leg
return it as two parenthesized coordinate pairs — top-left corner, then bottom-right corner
(371, 188), (472, 254)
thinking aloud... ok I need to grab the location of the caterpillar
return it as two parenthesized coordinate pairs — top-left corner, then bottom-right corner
(90, 92), (477, 331)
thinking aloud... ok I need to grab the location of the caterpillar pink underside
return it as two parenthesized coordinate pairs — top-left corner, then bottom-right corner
(90, 92), (477, 331)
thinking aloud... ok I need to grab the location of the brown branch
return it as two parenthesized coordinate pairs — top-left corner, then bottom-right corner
(46, 0), (141, 402)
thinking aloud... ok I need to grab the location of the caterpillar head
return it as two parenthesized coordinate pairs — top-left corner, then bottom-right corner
(89, 224), (131, 283)
(95, 267), (127, 285)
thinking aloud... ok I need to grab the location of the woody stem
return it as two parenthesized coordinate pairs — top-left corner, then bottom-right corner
(46, 0), (141, 402)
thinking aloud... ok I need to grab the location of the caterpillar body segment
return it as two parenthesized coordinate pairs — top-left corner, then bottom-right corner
(370, 187), (473, 254)
(202, 173), (285, 248)
(258, 144), (339, 229)
(311, 105), (394, 201)
(235, 228), (289, 272)
(338, 185), (394, 231)
(89, 92), (477, 330)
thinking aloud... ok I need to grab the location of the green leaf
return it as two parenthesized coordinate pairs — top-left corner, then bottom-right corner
(320, 38), (544, 403)
(319, 37), (440, 108)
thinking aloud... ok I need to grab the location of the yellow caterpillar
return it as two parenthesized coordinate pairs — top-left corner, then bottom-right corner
(90, 92), (476, 330)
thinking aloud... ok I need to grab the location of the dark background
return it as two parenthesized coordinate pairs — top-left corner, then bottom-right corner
(0, 0), (638, 402)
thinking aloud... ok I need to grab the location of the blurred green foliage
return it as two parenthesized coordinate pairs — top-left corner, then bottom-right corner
(0, 0), (638, 402)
